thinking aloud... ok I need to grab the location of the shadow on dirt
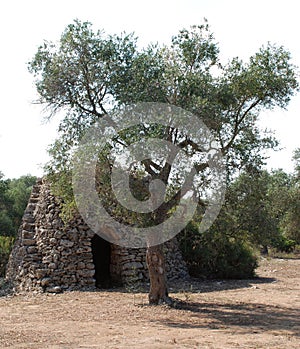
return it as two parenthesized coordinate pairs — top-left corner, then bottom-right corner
(153, 300), (300, 336)
(168, 276), (277, 294)
(65, 275), (278, 296)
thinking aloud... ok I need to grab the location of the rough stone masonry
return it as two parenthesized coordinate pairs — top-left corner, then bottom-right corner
(6, 179), (189, 293)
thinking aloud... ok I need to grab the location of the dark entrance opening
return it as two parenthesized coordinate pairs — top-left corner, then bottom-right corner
(91, 234), (111, 288)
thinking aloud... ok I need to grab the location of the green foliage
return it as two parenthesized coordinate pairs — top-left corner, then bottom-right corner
(29, 19), (138, 132)
(0, 211), (14, 237)
(179, 222), (257, 279)
(226, 169), (282, 248)
(0, 175), (36, 236)
(0, 174), (36, 236)
(28, 20), (299, 208)
(0, 174), (36, 276)
(0, 236), (14, 277)
(292, 148), (300, 181)
(28, 19), (299, 280)
(213, 167), (300, 253)
(280, 187), (300, 244)
(273, 235), (296, 253)
(264, 165), (300, 246)
(179, 162), (299, 278)
(6, 175), (37, 220)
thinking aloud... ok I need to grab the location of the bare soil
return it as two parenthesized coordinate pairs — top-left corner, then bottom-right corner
(0, 257), (299, 349)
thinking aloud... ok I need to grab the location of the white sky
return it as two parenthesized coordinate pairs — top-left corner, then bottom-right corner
(0, 0), (299, 179)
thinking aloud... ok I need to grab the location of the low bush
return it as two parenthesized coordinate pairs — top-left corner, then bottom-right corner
(273, 235), (297, 253)
(0, 236), (14, 277)
(179, 222), (258, 279)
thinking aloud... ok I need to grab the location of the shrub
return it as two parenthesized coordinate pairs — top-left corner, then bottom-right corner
(179, 222), (258, 279)
(273, 235), (296, 253)
(0, 236), (14, 277)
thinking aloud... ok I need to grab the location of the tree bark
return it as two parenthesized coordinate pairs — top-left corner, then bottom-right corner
(146, 244), (172, 305)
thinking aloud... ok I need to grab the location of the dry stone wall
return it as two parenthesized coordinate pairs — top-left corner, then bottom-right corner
(6, 179), (189, 293)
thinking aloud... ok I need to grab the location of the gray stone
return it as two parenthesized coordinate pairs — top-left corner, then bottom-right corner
(48, 263), (57, 269)
(27, 246), (38, 254)
(35, 269), (47, 278)
(23, 222), (35, 231)
(77, 269), (95, 278)
(77, 262), (85, 269)
(61, 240), (74, 248)
(47, 286), (62, 293)
(85, 263), (95, 270)
(122, 261), (143, 271)
(54, 230), (63, 239)
(23, 231), (35, 239)
(42, 256), (52, 263)
(5, 180), (189, 293)
(22, 239), (36, 246)
(49, 238), (57, 245)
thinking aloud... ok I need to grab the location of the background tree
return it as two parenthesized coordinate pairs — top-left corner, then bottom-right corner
(0, 173), (15, 237)
(29, 20), (298, 304)
(277, 150), (300, 245)
(280, 188), (300, 245)
(180, 161), (300, 280)
(0, 173), (36, 276)
(229, 168), (282, 253)
(179, 168), (279, 278)
(292, 148), (300, 182)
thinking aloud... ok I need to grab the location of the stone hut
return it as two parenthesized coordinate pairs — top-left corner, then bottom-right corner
(6, 179), (189, 293)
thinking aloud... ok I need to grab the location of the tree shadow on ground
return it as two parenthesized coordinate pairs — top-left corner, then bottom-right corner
(87, 275), (277, 295)
(168, 276), (277, 294)
(0, 274), (277, 297)
(152, 300), (300, 336)
(272, 256), (300, 260)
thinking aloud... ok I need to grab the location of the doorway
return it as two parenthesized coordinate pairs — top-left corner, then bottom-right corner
(91, 234), (111, 288)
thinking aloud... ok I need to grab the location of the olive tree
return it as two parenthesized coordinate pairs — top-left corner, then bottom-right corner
(29, 20), (298, 304)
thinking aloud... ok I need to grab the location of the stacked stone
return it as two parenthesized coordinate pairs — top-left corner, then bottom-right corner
(111, 239), (189, 285)
(164, 238), (189, 281)
(6, 179), (43, 291)
(6, 179), (189, 293)
(110, 246), (147, 284)
(6, 180), (96, 293)
(32, 183), (97, 292)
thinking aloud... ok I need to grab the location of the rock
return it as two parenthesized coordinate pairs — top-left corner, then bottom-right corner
(27, 246), (38, 254)
(22, 239), (36, 246)
(85, 263), (95, 270)
(46, 286), (62, 293)
(23, 222), (35, 231)
(48, 263), (57, 269)
(122, 261), (143, 271)
(61, 240), (74, 248)
(77, 269), (95, 278)
(77, 262), (85, 269)
(26, 203), (36, 212)
(49, 238), (57, 245)
(42, 256), (52, 264)
(35, 269), (47, 278)
(54, 230), (63, 239)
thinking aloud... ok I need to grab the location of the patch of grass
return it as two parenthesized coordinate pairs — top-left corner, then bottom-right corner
(268, 245), (300, 259)
(0, 236), (14, 277)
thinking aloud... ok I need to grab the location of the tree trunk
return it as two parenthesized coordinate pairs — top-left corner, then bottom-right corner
(146, 244), (171, 305)
(260, 245), (269, 255)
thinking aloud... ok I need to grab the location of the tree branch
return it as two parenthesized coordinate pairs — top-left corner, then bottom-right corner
(223, 98), (261, 153)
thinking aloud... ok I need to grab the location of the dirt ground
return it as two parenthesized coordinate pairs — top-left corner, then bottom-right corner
(0, 257), (299, 349)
